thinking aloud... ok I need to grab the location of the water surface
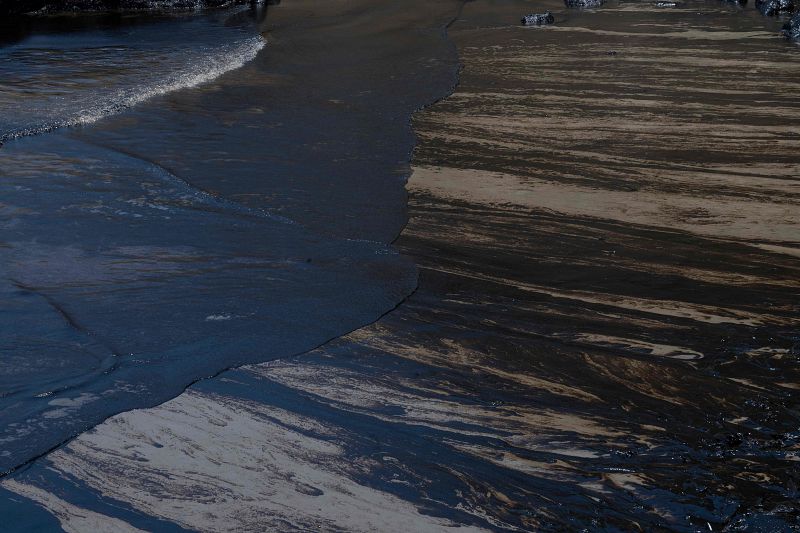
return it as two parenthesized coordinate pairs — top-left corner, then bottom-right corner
(0, 0), (461, 475)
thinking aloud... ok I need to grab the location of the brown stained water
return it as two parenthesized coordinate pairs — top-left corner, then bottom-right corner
(0, 0), (459, 482)
(1, 0), (800, 531)
(392, 0), (800, 528)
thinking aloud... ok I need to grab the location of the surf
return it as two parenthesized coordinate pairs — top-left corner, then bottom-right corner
(0, 12), (264, 143)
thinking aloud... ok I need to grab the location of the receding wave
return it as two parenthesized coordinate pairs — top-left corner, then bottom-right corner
(0, 35), (264, 143)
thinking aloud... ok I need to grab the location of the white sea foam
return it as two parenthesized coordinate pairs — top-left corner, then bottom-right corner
(1, 35), (265, 142)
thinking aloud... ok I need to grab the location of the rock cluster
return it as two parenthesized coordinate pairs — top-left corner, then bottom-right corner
(521, 11), (554, 25)
(784, 10), (800, 39)
(756, 0), (794, 15)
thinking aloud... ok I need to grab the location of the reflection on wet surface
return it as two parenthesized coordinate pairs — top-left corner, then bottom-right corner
(2, 0), (800, 531)
(0, 0), (459, 478)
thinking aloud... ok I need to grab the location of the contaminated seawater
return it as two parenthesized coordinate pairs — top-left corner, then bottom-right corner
(0, 3), (436, 475)
(0, 13), (264, 142)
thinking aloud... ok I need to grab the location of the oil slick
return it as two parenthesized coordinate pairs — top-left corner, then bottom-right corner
(2, 0), (799, 531)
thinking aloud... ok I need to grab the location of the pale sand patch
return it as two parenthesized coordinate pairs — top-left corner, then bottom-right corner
(4, 480), (146, 533)
(549, 26), (775, 41)
(409, 165), (800, 247)
(756, 243), (800, 259)
(4, 389), (486, 533)
(251, 360), (618, 440)
(569, 333), (705, 360)
(331, 327), (603, 404)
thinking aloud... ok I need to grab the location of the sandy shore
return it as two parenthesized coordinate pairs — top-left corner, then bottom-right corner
(4, 0), (800, 531)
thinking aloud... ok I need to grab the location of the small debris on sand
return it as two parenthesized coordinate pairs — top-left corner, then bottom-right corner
(521, 11), (555, 25)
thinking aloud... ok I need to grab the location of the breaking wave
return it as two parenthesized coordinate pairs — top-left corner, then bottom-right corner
(0, 29), (264, 143)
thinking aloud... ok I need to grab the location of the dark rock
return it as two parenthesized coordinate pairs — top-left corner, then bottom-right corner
(756, 0), (794, 15)
(783, 10), (800, 39)
(521, 11), (554, 25)
(564, 0), (604, 6)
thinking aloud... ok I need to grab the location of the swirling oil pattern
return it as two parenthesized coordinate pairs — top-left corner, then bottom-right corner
(0, 0), (463, 479)
(3, 0), (799, 531)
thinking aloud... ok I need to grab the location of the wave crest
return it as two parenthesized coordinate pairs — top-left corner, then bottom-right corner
(1, 35), (265, 143)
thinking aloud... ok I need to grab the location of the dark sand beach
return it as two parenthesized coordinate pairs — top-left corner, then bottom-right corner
(2, 0), (800, 531)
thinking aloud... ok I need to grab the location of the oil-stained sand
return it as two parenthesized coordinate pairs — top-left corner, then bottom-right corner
(4, 0), (800, 531)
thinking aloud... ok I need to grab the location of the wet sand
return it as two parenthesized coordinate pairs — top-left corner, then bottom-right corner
(4, 0), (800, 531)
(0, 0), (460, 476)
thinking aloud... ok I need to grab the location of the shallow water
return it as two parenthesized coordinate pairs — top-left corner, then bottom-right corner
(0, 0), (461, 475)
(4, 0), (797, 530)
(0, 12), (263, 141)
